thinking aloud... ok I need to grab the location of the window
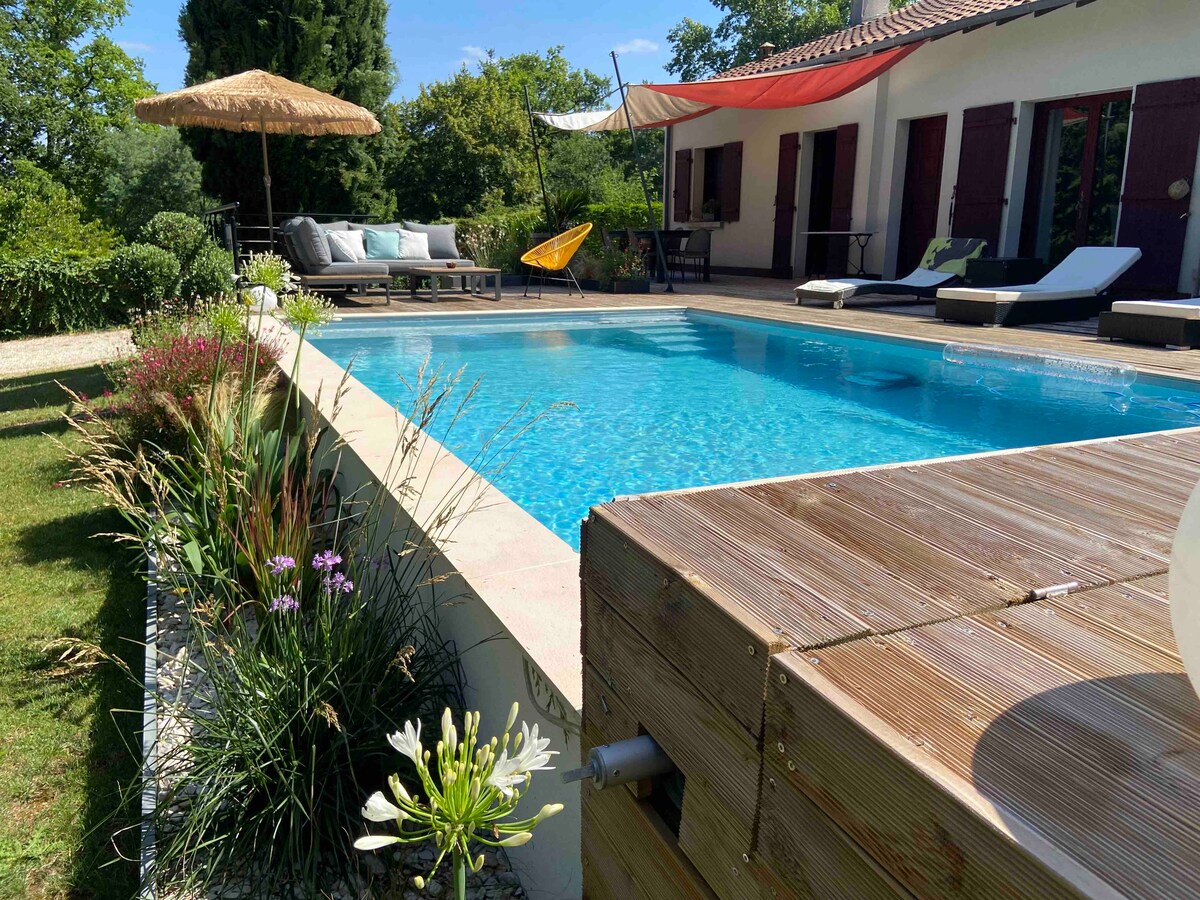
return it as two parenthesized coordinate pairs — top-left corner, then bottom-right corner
(1020, 92), (1132, 265)
(697, 146), (725, 220)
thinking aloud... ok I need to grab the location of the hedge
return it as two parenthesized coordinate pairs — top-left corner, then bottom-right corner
(0, 256), (111, 338)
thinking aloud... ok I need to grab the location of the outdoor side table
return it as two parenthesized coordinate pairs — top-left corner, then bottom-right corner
(964, 256), (1048, 287)
(796, 231), (875, 276)
(408, 266), (503, 302)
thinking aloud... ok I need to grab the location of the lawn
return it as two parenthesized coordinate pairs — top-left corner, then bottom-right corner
(0, 366), (141, 899)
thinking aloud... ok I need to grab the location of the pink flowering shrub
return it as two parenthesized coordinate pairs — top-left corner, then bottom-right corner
(114, 332), (284, 439)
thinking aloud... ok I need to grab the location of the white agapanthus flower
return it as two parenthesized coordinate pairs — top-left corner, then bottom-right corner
(354, 703), (565, 899)
(387, 719), (422, 766)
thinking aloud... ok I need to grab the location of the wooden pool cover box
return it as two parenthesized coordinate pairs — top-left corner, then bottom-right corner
(578, 429), (1200, 899)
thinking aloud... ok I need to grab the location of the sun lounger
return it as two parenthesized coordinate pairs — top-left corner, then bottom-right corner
(795, 237), (986, 308)
(935, 246), (1142, 327)
(1099, 299), (1200, 349)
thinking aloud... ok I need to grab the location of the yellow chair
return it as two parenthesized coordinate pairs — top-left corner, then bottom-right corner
(521, 223), (593, 297)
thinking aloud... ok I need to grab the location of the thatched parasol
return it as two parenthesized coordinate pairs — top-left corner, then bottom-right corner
(135, 70), (382, 247)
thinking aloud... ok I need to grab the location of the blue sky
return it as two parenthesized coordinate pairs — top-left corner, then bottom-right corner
(110, 0), (723, 103)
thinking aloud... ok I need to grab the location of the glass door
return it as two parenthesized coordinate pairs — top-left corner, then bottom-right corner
(1020, 92), (1132, 265)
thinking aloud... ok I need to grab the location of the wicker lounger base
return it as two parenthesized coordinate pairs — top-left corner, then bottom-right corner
(935, 295), (1108, 327)
(1098, 311), (1200, 349)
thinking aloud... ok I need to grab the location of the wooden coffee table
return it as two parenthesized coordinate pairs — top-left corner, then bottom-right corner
(408, 266), (502, 302)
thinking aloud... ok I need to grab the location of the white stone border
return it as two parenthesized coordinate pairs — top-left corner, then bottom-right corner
(140, 560), (158, 900)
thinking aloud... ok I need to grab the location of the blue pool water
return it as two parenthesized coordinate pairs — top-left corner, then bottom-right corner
(311, 309), (1200, 548)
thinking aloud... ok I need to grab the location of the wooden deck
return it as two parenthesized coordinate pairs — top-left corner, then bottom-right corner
(580, 428), (1200, 899)
(335, 275), (1200, 381)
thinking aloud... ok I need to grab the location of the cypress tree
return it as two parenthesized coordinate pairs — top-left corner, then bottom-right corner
(178, 0), (396, 219)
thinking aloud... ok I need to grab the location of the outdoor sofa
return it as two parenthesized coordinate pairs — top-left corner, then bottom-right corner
(794, 237), (987, 308)
(1099, 299), (1200, 349)
(279, 216), (474, 291)
(934, 246), (1142, 327)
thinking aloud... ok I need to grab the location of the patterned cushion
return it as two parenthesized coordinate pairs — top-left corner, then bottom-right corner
(918, 237), (987, 277)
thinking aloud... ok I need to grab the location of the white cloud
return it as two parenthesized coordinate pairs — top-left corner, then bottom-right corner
(613, 38), (659, 54)
(459, 45), (489, 66)
(118, 40), (156, 54)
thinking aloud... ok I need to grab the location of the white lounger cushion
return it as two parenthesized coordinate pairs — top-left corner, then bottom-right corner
(936, 284), (1097, 303)
(1111, 299), (1200, 320)
(797, 268), (953, 300)
(936, 247), (1142, 303)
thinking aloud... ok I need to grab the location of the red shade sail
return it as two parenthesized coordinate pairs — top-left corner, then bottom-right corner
(536, 42), (926, 132)
(647, 42), (924, 111)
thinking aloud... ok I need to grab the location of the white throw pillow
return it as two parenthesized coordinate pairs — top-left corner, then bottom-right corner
(327, 229), (365, 262)
(396, 229), (431, 260)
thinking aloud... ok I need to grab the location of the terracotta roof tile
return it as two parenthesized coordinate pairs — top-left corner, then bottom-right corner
(718, 0), (1054, 78)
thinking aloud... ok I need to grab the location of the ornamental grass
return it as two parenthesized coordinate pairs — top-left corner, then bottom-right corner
(65, 297), (550, 895)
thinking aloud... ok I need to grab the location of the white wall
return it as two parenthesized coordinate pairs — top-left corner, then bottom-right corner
(670, 0), (1200, 287)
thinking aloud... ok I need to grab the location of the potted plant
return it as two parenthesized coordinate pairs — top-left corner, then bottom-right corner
(239, 251), (299, 311)
(600, 245), (650, 294)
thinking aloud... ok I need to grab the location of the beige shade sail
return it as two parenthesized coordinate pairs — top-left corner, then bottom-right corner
(135, 70), (382, 249)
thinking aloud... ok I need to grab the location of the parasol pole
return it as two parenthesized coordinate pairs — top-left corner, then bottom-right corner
(610, 51), (672, 293)
(259, 113), (274, 251)
(524, 84), (553, 229)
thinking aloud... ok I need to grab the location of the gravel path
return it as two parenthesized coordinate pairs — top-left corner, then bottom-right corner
(0, 329), (133, 377)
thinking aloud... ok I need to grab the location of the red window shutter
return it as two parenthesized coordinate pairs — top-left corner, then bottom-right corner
(721, 141), (743, 222)
(1118, 77), (1200, 292)
(828, 123), (859, 274)
(951, 102), (1013, 255)
(673, 148), (693, 223)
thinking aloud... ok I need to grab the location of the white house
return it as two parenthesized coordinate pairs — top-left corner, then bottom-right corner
(660, 0), (1200, 295)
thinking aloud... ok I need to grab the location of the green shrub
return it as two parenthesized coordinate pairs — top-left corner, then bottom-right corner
(0, 162), (119, 262)
(140, 211), (234, 303)
(91, 125), (214, 241)
(0, 255), (110, 337)
(101, 243), (181, 320)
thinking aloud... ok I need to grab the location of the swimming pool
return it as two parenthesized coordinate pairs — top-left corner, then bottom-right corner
(311, 309), (1200, 549)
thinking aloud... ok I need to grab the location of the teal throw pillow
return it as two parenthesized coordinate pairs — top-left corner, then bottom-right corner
(364, 227), (401, 259)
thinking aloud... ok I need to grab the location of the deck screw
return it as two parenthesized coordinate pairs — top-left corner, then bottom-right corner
(776, 742), (785, 754)
(787, 760), (796, 772)
(747, 645), (756, 656)
(778, 673), (788, 685)
(768, 777), (777, 787)
(731, 867), (740, 877)
(742, 853), (750, 864)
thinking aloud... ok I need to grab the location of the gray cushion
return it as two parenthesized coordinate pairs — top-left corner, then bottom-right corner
(323, 220), (351, 232)
(303, 261), (390, 277)
(403, 222), (460, 259)
(284, 216), (332, 268)
(348, 221), (404, 232)
(382, 258), (474, 275)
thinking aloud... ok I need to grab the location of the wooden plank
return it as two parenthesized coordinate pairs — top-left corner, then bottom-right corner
(780, 605), (1200, 899)
(1129, 430), (1200, 465)
(929, 459), (1177, 556)
(858, 466), (1167, 583)
(583, 588), (761, 842)
(972, 451), (1187, 528)
(1031, 445), (1194, 502)
(1049, 575), (1176, 656)
(1073, 439), (1200, 485)
(756, 754), (912, 899)
(677, 490), (971, 636)
(606, 492), (872, 647)
(737, 479), (1021, 611)
(765, 650), (1088, 899)
(582, 793), (717, 900)
(582, 508), (783, 737)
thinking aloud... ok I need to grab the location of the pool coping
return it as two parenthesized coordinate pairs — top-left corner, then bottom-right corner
(271, 305), (1200, 713)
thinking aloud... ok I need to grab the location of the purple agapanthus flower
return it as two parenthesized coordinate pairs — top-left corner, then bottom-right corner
(311, 550), (342, 572)
(268, 555), (296, 575)
(270, 594), (300, 613)
(323, 572), (354, 594)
